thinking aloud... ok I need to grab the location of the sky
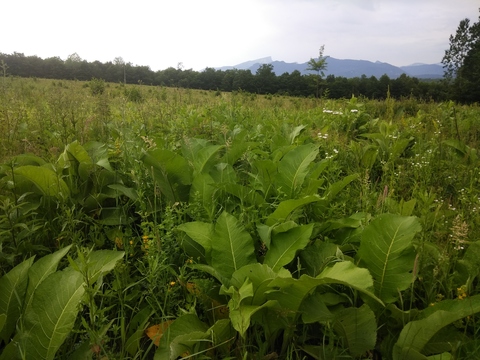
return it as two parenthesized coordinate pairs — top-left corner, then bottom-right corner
(2, 0), (479, 71)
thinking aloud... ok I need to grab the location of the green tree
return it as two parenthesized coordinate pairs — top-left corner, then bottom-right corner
(306, 45), (328, 98)
(255, 63), (277, 94)
(442, 9), (480, 102)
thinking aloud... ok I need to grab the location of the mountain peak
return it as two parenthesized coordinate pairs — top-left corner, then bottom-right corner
(216, 57), (444, 79)
(217, 56), (273, 71)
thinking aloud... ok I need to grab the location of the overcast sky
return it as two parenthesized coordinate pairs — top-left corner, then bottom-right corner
(2, 0), (479, 71)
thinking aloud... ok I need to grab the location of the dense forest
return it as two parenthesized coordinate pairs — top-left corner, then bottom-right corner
(0, 51), (448, 101)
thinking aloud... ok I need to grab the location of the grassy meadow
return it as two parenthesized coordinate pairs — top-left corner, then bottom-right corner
(1, 76), (480, 359)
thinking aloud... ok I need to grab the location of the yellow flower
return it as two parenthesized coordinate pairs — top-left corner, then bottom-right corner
(457, 286), (468, 300)
(129, 240), (134, 245)
(115, 237), (123, 249)
(169, 281), (176, 287)
(142, 235), (149, 243)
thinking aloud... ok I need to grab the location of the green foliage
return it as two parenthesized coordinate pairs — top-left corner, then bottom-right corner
(393, 295), (480, 360)
(88, 77), (106, 96)
(0, 256), (34, 344)
(141, 148), (192, 204)
(357, 214), (422, 303)
(276, 143), (319, 199)
(263, 223), (313, 271)
(0, 246), (124, 360)
(13, 165), (70, 198)
(442, 9), (480, 102)
(1, 77), (480, 358)
(124, 86), (143, 102)
(333, 304), (377, 357)
(307, 45), (328, 98)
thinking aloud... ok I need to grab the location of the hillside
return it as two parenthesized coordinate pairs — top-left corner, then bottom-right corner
(218, 56), (444, 79)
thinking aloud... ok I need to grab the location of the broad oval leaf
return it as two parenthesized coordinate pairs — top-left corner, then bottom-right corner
(211, 212), (256, 281)
(155, 313), (209, 360)
(77, 250), (125, 284)
(266, 195), (321, 226)
(276, 143), (319, 199)
(189, 173), (217, 221)
(0, 256), (35, 343)
(141, 149), (192, 203)
(264, 223), (313, 271)
(268, 261), (381, 315)
(357, 214), (421, 303)
(393, 295), (480, 360)
(21, 269), (85, 360)
(333, 304), (377, 357)
(193, 145), (225, 175)
(230, 263), (291, 305)
(177, 222), (214, 259)
(13, 166), (70, 198)
(23, 246), (72, 317)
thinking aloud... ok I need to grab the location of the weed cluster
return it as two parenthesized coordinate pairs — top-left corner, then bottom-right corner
(1, 78), (480, 359)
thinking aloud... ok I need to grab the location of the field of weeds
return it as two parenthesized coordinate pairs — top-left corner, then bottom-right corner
(1, 77), (480, 359)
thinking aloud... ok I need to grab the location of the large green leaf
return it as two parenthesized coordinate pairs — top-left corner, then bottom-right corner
(141, 148), (192, 203)
(13, 166), (70, 198)
(266, 195), (321, 226)
(333, 304), (377, 357)
(221, 137), (258, 166)
(393, 295), (480, 360)
(73, 250), (125, 283)
(10, 154), (46, 167)
(251, 159), (278, 198)
(357, 214), (421, 303)
(276, 143), (319, 198)
(454, 241), (480, 286)
(288, 125), (307, 144)
(268, 261), (382, 315)
(181, 138), (209, 162)
(193, 145), (225, 175)
(0, 314), (5, 334)
(264, 223), (313, 271)
(221, 278), (277, 338)
(23, 246), (72, 317)
(207, 319), (236, 357)
(189, 172), (217, 221)
(230, 263), (291, 305)
(181, 138), (225, 175)
(324, 174), (360, 203)
(177, 222), (214, 261)
(443, 139), (478, 164)
(301, 159), (328, 196)
(155, 313), (209, 360)
(20, 269), (85, 360)
(0, 256), (35, 343)
(211, 212), (256, 280)
(301, 292), (334, 323)
(58, 141), (94, 181)
(223, 183), (265, 207)
(108, 184), (138, 201)
(17, 250), (123, 360)
(298, 240), (339, 277)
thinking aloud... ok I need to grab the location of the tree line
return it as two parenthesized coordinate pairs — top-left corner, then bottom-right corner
(2, 5), (480, 106)
(0, 52), (450, 101)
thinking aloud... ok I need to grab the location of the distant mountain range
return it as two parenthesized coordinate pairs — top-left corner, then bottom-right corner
(217, 56), (444, 79)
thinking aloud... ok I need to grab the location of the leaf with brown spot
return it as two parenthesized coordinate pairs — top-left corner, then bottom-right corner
(145, 320), (173, 346)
